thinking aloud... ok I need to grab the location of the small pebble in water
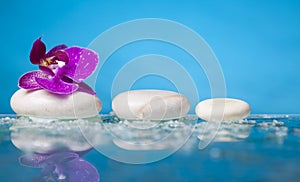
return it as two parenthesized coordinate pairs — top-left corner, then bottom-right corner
(257, 120), (285, 127)
(168, 120), (184, 128)
(272, 119), (285, 126)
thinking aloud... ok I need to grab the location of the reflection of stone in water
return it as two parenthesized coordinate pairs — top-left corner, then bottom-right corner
(9, 116), (101, 182)
(110, 117), (195, 151)
(123, 119), (160, 130)
(113, 139), (168, 150)
(89, 115), (197, 164)
(10, 116), (104, 154)
(104, 116), (194, 146)
(196, 120), (252, 143)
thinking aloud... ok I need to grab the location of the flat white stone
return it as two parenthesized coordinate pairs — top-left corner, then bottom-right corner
(195, 98), (251, 121)
(112, 90), (190, 120)
(10, 89), (102, 119)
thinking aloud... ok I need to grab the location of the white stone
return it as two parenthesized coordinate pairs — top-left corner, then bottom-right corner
(195, 98), (250, 121)
(10, 89), (102, 119)
(112, 90), (190, 120)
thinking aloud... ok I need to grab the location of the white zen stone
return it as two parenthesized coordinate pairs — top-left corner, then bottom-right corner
(10, 89), (102, 119)
(195, 98), (250, 121)
(112, 90), (190, 120)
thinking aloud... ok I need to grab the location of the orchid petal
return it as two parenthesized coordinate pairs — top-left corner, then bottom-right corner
(19, 154), (48, 168)
(45, 44), (67, 57)
(53, 50), (69, 63)
(61, 75), (74, 83)
(35, 77), (79, 95)
(62, 76), (96, 95)
(18, 71), (50, 90)
(31, 155), (99, 182)
(39, 66), (54, 76)
(63, 47), (98, 83)
(30, 37), (46, 64)
(78, 82), (96, 95)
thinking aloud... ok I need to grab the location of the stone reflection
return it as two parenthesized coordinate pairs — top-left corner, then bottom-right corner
(86, 115), (197, 164)
(10, 116), (103, 182)
(196, 120), (254, 144)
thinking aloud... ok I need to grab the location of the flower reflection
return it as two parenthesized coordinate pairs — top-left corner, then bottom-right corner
(19, 151), (99, 182)
(10, 116), (102, 182)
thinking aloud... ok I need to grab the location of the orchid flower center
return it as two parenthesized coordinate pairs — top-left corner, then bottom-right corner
(40, 57), (56, 67)
(46, 60), (66, 76)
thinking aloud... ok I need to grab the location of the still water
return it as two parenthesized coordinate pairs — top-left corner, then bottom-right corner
(1, 114), (300, 181)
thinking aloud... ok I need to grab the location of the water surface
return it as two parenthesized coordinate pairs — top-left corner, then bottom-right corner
(1, 114), (300, 181)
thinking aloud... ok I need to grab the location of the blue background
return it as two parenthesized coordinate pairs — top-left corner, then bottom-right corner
(1, 0), (300, 114)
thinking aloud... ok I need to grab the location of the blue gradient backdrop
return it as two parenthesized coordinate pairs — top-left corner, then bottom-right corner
(1, 0), (299, 114)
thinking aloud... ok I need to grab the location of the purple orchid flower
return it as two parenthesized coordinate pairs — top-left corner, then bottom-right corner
(18, 37), (98, 95)
(19, 152), (100, 182)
